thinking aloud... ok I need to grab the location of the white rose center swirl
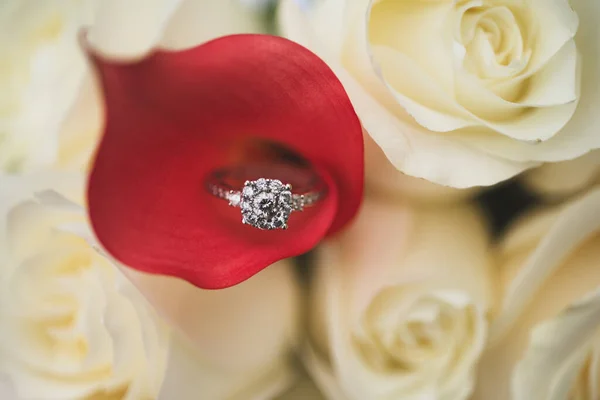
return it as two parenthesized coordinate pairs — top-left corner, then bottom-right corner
(459, 3), (532, 82)
(351, 288), (486, 396)
(365, 0), (580, 141)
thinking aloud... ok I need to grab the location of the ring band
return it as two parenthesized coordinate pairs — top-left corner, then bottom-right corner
(206, 165), (326, 230)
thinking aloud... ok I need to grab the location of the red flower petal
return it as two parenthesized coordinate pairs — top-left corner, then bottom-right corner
(87, 34), (363, 288)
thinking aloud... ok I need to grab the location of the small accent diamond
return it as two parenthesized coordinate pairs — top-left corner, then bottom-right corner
(228, 192), (241, 207)
(242, 186), (254, 197)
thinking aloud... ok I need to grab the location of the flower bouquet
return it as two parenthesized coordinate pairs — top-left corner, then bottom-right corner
(1, 0), (599, 399)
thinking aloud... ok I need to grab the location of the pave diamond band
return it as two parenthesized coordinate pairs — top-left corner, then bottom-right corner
(206, 165), (325, 230)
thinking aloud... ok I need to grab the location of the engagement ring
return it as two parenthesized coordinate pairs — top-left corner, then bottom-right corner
(207, 165), (325, 230)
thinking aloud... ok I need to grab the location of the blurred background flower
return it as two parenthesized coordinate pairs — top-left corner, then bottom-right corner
(474, 188), (600, 400)
(124, 260), (301, 400)
(0, 174), (169, 399)
(303, 198), (495, 399)
(522, 149), (600, 201)
(0, 1), (95, 172)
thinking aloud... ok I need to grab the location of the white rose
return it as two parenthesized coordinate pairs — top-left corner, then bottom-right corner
(0, 0), (265, 173)
(473, 188), (600, 400)
(124, 260), (301, 400)
(0, 1), (94, 172)
(278, 0), (600, 188)
(522, 149), (600, 199)
(303, 199), (495, 399)
(0, 174), (169, 399)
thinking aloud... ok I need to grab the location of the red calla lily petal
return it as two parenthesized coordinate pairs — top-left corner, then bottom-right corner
(87, 34), (363, 289)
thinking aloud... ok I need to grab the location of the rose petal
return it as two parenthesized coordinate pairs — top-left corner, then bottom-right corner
(87, 34), (363, 288)
(523, 150), (600, 198)
(158, 333), (296, 400)
(301, 344), (350, 400)
(276, 373), (326, 400)
(0, 379), (17, 400)
(290, 0), (351, 59)
(454, 0), (598, 163)
(473, 204), (600, 400)
(376, 40), (579, 143)
(350, 0), (477, 133)
(159, 0), (266, 50)
(0, 1), (92, 173)
(454, 45), (580, 142)
(511, 289), (600, 400)
(490, 188), (600, 343)
(514, 41), (578, 108)
(526, 0), (579, 74)
(335, 49), (534, 187)
(56, 74), (103, 170)
(353, 86), (534, 187)
(147, 262), (300, 399)
(122, 261), (300, 372)
(370, 45), (476, 133)
(367, 0), (456, 95)
(88, 0), (183, 59)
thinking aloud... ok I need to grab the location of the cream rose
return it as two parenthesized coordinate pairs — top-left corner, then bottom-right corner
(0, 174), (169, 399)
(473, 188), (600, 400)
(279, 0), (600, 188)
(0, 1), (94, 172)
(0, 0), (265, 173)
(124, 261), (301, 400)
(303, 199), (495, 399)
